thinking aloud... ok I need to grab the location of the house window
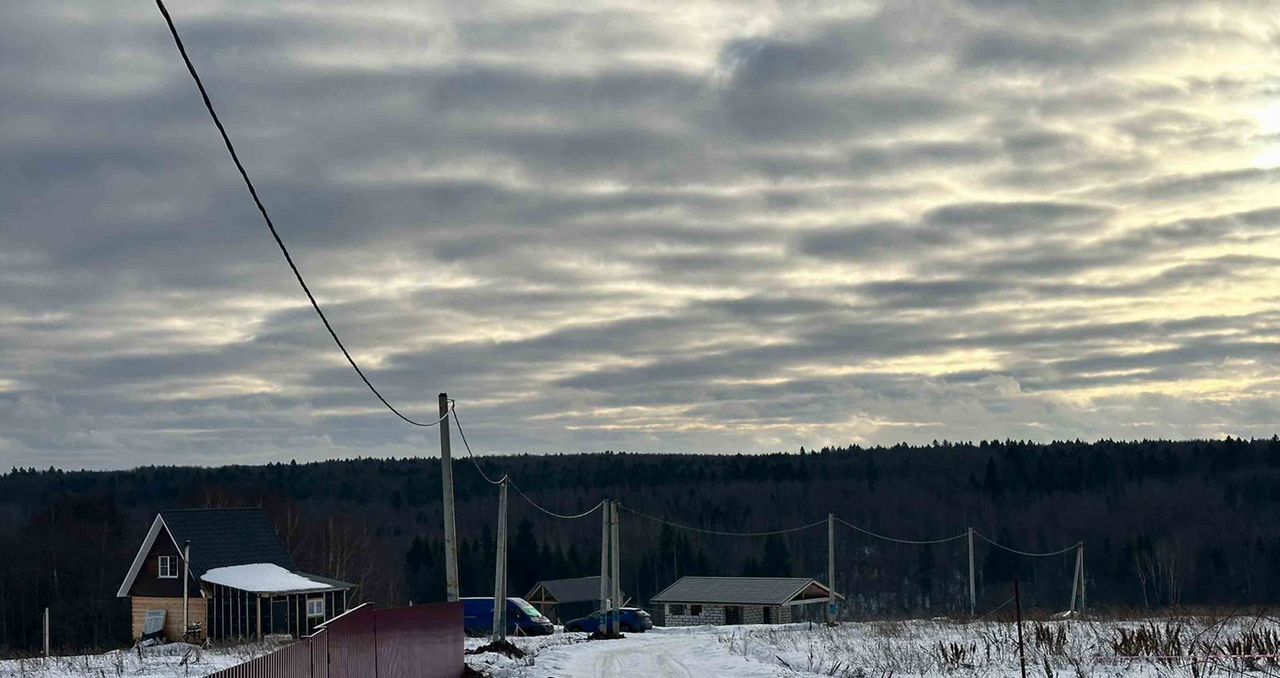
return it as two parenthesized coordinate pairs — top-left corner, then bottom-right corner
(690, 605), (702, 616)
(158, 556), (178, 578)
(669, 604), (685, 616)
(307, 597), (325, 618)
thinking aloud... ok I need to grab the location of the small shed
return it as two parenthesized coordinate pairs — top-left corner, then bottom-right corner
(651, 576), (840, 627)
(524, 576), (621, 623)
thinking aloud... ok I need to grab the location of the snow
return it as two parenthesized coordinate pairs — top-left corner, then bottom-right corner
(466, 626), (803, 677)
(0, 642), (272, 677)
(464, 617), (1280, 677)
(200, 563), (329, 593)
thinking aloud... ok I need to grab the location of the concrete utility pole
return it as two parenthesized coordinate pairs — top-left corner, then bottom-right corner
(600, 498), (611, 632)
(610, 500), (621, 633)
(183, 540), (191, 635)
(492, 479), (509, 642)
(1079, 545), (1086, 613)
(1071, 544), (1086, 614)
(827, 513), (836, 624)
(1014, 579), (1027, 678)
(439, 393), (460, 602)
(968, 527), (976, 617)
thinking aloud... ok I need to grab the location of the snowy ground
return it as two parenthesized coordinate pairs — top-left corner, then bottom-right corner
(0, 642), (271, 678)
(9, 616), (1276, 677)
(466, 615), (1280, 678)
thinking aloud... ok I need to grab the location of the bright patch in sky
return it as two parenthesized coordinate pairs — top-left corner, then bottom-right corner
(1, 0), (1279, 468)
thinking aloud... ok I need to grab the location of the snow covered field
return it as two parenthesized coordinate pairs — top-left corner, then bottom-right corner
(0, 642), (270, 678)
(7, 616), (1276, 677)
(467, 615), (1280, 677)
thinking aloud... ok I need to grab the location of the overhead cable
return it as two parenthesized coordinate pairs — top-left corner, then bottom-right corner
(975, 531), (1082, 557)
(448, 405), (507, 486)
(153, 0), (442, 428)
(619, 505), (827, 536)
(450, 405), (603, 518)
(834, 517), (968, 545)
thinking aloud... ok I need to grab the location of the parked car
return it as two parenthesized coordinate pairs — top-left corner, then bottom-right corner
(461, 597), (555, 636)
(564, 607), (653, 633)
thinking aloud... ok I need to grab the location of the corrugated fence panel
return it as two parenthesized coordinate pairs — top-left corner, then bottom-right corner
(375, 603), (464, 678)
(207, 633), (317, 678)
(310, 627), (329, 678)
(204, 602), (462, 678)
(325, 606), (377, 678)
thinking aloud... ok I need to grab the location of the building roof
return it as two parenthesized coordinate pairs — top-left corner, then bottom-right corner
(117, 507), (301, 597)
(526, 576), (619, 604)
(201, 563), (348, 594)
(650, 576), (840, 606)
(160, 508), (295, 578)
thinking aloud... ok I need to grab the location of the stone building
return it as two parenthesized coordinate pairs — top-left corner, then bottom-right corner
(651, 576), (840, 627)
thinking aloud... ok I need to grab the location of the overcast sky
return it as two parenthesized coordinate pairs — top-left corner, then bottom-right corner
(2, 1), (1279, 469)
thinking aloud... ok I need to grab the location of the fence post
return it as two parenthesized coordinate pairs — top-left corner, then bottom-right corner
(43, 607), (50, 657)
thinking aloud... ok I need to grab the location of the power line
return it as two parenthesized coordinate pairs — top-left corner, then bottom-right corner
(975, 531), (1081, 557)
(619, 505), (827, 536)
(153, 0), (441, 428)
(510, 480), (605, 520)
(834, 517), (968, 545)
(448, 404), (505, 486)
(450, 405), (603, 519)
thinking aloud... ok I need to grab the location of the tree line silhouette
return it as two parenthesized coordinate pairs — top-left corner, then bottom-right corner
(1, 436), (1278, 653)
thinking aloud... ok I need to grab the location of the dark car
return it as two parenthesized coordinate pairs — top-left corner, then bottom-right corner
(564, 607), (653, 633)
(461, 597), (555, 636)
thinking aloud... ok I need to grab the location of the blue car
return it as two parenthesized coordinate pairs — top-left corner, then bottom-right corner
(564, 607), (653, 633)
(462, 597), (554, 637)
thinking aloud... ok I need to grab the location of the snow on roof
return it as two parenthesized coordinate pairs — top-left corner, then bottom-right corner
(200, 563), (332, 593)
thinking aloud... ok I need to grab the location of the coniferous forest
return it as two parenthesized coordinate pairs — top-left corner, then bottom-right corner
(2, 437), (1278, 654)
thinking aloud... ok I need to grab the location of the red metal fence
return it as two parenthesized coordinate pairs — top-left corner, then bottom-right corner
(207, 602), (463, 678)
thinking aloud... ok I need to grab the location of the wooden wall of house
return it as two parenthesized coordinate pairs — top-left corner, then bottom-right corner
(130, 595), (207, 641)
(128, 533), (186, 597)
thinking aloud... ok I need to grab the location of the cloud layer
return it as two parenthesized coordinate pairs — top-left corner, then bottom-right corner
(2, 0), (1279, 468)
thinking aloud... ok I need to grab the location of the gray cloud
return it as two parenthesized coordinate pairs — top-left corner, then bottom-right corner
(1, 0), (1279, 468)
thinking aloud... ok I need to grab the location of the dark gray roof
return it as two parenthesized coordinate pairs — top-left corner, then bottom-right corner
(526, 576), (619, 604)
(161, 508), (295, 579)
(651, 577), (834, 605)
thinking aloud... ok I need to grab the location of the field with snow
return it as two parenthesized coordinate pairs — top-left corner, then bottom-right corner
(6, 615), (1277, 677)
(468, 614), (1280, 677)
(0, 642), (270, 678)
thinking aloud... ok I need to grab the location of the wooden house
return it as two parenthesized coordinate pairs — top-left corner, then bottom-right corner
(116, 508), (353, 642)
(524, 576), (621, 623)
(651, 576), (840, 626)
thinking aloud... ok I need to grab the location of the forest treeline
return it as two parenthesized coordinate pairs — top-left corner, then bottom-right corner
(2, 436), (1278, 653)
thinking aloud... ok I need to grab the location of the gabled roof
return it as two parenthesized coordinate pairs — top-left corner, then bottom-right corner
(117, 507), (295, 597)
(650, 576), (841, 606)
(161, 508), (294, 578)
(526, 576), (619, 604)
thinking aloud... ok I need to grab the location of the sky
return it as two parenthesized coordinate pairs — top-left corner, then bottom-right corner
(2, 1), (1279, 469)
